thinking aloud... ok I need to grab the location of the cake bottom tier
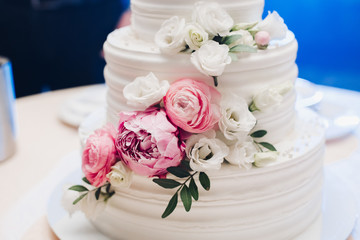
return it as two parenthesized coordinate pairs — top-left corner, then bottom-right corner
(89, 109), (325, 240)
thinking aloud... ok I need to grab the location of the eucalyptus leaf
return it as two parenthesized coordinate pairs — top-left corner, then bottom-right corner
(189, 177), (199, 201)
(162, 193), (178, 218)
(259, 142), (277, 151)
(199, 172), (211, 191)
(167, 167), (190, 178)
(69, 185), (88, 192)
(180, 185), (192, 212)
(73, 193), (87, 205)
(251, 130), (267, 138)
(82, 177), (90, 185)
(230, 44), (257, 53)
(153, 178), (182, 189)
(231, 22), (258, 31)
(95, 187), (101, 200)
(228, 52), (238, 61)
(222, 34), (242, 46)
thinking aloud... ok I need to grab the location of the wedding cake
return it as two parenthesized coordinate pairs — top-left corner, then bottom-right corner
(63, 0), (325, 239)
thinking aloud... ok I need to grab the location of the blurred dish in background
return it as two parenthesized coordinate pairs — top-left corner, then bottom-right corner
(58, 84), (106, 128)
(296, 78), (360, 141)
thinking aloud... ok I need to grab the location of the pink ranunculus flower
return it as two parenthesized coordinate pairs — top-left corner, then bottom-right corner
(115, 108), (185, 177)
(82, 124), (118, 187)
(163, 78), (221, 133)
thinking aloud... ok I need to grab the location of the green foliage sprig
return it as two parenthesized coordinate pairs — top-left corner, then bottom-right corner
(69, 177), (115, 205)
(250, 130), (277, 152)
(153, 163), (211, 218)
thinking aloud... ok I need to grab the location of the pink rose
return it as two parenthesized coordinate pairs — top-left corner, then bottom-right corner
(163, 78), (221, 133)
(82, 124), (117, 187)
(115, 108), (185, 177)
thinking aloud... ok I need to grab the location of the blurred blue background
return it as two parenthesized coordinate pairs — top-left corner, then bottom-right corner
(265, 0), (360, 91)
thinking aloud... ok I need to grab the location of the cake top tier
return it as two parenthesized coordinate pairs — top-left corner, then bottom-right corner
(131, 0), (265, 41)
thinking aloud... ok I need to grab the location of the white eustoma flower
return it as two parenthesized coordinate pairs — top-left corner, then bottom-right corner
(226, 139), (257, 170)
(227, 30), (255, 48)
(61, 185), (81, 216)
(184, 23), (209, 50)
(106, 161), (133, 188)
(251, 81), (293, 112)
(254, 151), (279, 167)
(123, 72), (170, 110)
(192, 1), (234, 37)
(186, 130), (229, 172)
(80, 191), (106, 220)
(256, 11), (288, 40)
(155, 16), (187, 55)
(219, 95), (256, 141)
(191, 40), (232, 77)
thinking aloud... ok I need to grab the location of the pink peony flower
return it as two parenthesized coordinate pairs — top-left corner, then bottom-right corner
(115, 108), (185, 177)
(255, 31), (271, 47)
(82, 124), (117, 187)
(163, 78), (221, 133)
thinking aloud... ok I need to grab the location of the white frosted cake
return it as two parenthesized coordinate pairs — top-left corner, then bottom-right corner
(63, 0), (325, 239)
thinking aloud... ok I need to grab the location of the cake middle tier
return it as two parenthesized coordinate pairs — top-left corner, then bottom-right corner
(103, 27), (299, 143)
(131, 0), (265, 41)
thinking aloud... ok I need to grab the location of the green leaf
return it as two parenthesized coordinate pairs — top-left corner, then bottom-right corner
(222, 34), (242, 46)
(230, 44), (257, 53)
(162, 193), (178, 218)
(199, 172), (211, 191)
(95, 187), (101, 200)
(106, 184), (111, 193)
(189, 177), (199, 201)
(69, 185), (88, 192)
(82, 177), (90, 185)
(73, 193), (87, 205)
(153, 178), (182, 189)
(259, 142), (277, 151)
(180, 160), (192, 172)
(180, 185), (192, 212)
(167, 167), (190, 178)
(251, 130), (267, 138)
(231, 22), (258, 31)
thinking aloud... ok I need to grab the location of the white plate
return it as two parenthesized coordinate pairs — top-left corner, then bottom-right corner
(47, 165), (358, 240)
(58, 84), (106, 127)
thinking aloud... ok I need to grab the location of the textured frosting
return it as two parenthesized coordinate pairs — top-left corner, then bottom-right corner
(131, 0), (265, 41)
(103, 27), (299, 143)
(91, 109), (325, 240)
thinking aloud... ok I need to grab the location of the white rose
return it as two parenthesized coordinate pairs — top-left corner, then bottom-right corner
(192, 2), (234, 37)
(186, 130), (229, 172)
(256, 11), (288, 40)
(227, 30), (255, 48)
(191, 40), (232, 77)
(155, 16), (187, 55)
(62, 185), (81, 216)
(250, 81), (294, 112)
(254, 151), (279, 167)
(226, 139), (257, 170)
(184, 23), (209, 51)
(80, 191), (106, 220)
(106, 161), (133, 188)
(219, 95), (256, 141)
(123, 72), (170, 110)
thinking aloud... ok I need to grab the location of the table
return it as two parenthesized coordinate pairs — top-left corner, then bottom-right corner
(0, 85), (359, 240)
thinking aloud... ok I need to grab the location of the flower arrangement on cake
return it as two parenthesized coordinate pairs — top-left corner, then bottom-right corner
(63, 1), (292, 220)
